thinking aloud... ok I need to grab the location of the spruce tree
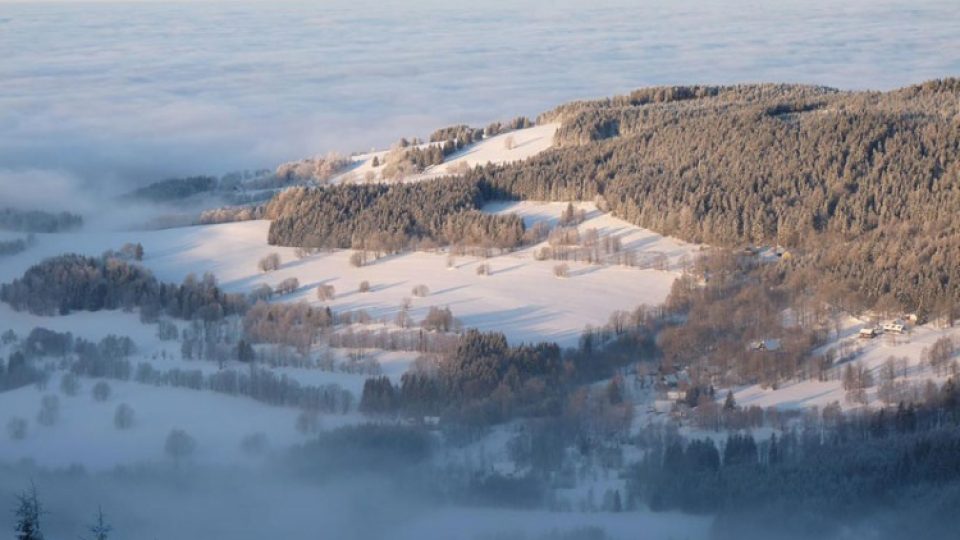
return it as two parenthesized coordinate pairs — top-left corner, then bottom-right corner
(85, 507), (112, 540)
(14, 485), (43, 540)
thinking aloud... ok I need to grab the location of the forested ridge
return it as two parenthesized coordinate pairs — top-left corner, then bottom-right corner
(266, 178), (524, 251)
(469, 79), (960, 314)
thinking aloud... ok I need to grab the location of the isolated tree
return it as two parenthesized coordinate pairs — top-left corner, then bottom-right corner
(412, 284), (430, 297)
(275, 277), (300, 295)
(36, 395), (59, 426)
(92, 381), (111, 402)
(723, 390), (737, 411)
(358, 280), (370, 293)
(553, 263), (569, 278)
(165, 429), (197, 465)
(7, 417), (27, 440)
(349, 251), (366, 267)
(84, 507), (112, 540)
(114, 403), (135, 430)
(504, 135), (515, 150)
(316, 284), (336, 301)
(257, 253), (281, 273)
(476, 263), (490, 276)
(14, 485), (44, 540)
(371, 155), (380, 167)
(240, 432), (269, 456)
(59, 373), (80, 396)
(422, 306), (458, 332)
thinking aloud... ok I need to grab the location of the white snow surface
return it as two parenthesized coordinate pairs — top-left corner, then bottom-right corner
(0, 376), (305, 471)
(733, 318), (960, 411)
(0, 201), (698, 348)
(334, 123), (558, 184)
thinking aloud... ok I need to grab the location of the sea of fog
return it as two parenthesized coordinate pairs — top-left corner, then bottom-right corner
(1, 0), (959, 204)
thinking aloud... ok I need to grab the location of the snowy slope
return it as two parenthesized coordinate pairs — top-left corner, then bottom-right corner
(333, 123), (558, 184)
(0, 203), (698, 348)
(0, 376), (304, 470)
(733, 321), (960, 411)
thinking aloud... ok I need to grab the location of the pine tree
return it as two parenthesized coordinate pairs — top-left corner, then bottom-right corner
(14, 485), (43, 540)
(723, 390), (737, 411)
(84, 507), (112, 540)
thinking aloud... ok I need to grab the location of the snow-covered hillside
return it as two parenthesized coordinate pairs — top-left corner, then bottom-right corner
(1, 201), (698, 348)
(733, 318), (960, 411)
(334, 123), (558, 184)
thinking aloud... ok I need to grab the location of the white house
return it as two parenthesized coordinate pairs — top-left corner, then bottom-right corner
(859, 327), (879, 339)
(882, 320), (907, 334)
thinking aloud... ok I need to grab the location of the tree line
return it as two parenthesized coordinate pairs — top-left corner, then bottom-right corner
(0, 253), (246, 320)
(631, 385), (960, 539)
(0, 207), (82, 233)
(265, 178), (525, 252)
(472, 78), (960, 316)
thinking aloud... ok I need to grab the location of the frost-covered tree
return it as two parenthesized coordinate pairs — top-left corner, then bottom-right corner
(257, 253), (281, 273)
(316, 284), (336, 301)
(36, 395), (59, 426)
(165, 429), (197, 465)
(59, 373), (80, 396)
(114, 403), (135, 430)
(411, 284), (429, 297)
(92, 381), (111, 402)
(275, 277), (299, 295)
(83, 507), (111, 540)
(7, 417), (27, 440)
(349, 251), (366, 268)
(14, 485), (44, 540)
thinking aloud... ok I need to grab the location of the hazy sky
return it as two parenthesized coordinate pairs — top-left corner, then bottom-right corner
(1, 0), (958, 196)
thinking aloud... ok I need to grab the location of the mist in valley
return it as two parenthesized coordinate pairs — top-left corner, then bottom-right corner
(3, 1), (960, 540)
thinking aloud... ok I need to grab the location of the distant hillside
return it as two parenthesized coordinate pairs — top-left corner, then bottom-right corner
(0, 207), (82, 233)
(472, 79), (960, 315)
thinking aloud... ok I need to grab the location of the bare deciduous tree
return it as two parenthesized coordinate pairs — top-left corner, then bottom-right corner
(412, 284), (430, 297)
(258, 253), (281, 273)
(92, 381), (112, 402)
(7, 417), (27, 440)
(316, 283), (336, 300)
(114, 403), (135, 430)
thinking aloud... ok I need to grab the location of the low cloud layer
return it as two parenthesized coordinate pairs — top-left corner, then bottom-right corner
(0, 0), (958, 193)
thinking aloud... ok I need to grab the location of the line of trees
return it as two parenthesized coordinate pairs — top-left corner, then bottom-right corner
(0, 254), (246, 320)
(475, 78), (960, 316)
(0, 207), (82, 233)
(265, 178), (525, 252)
(631, 385), (960, 539)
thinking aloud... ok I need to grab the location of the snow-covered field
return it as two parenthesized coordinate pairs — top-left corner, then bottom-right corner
(0, 376), (305, 471)
(733, 318), (960, 411)
(0, 201), (698, 348)
(334, 123), (559, 184)
(0, 198), (700, 475)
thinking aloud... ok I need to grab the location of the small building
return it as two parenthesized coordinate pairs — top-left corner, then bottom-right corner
(748, 339), (782, 352)
(859, 327), (879, 339)
(882, 320), (907, 334)
(666, 390), (687, 401)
